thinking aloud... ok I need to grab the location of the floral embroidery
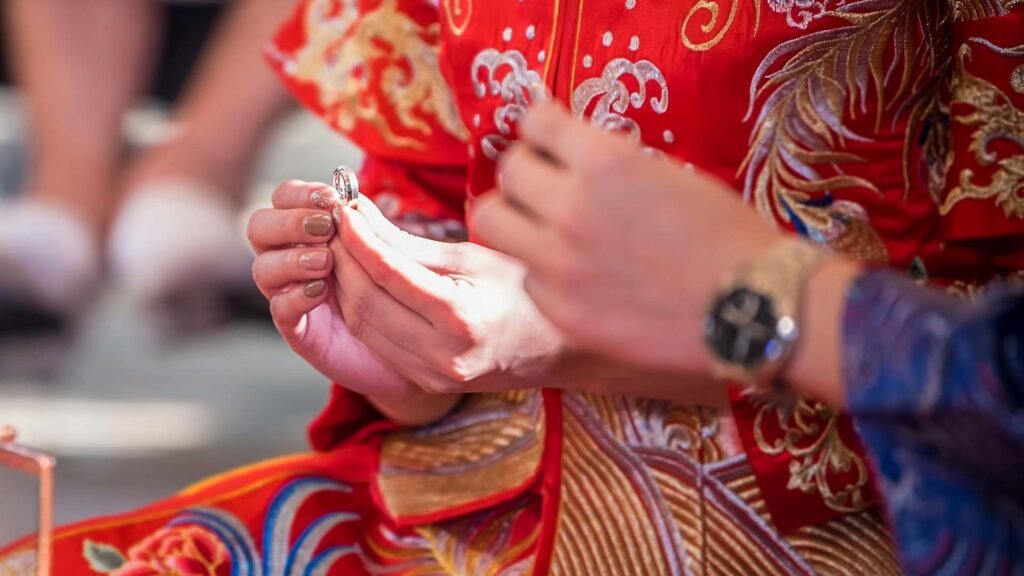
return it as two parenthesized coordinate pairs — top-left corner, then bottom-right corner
(106, 527), (229, 576)
(471, 49), (542, 160)
(940, 40), (1024, 218)
(83, 478), (359, 576)
(282, 0), (467, 149)
(571, 58), (669, 144)
(752, 399), (872, 513)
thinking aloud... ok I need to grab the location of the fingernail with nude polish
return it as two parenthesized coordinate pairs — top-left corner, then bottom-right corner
(305, 213), (333, 236)
(303, 279), (327, 298)
(299, 251), (329, 271)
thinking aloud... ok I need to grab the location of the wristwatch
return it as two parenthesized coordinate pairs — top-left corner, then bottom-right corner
(702, 238), (825, 390)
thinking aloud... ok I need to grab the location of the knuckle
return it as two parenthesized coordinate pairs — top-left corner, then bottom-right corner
(550, 199), (585, 242)
(581, 142), (617, 176)
(519, 109), (542, 140)
(445, 306), (477, 343)
(498, 145), (525, 183)
(527, 101), (558, 133)
(561, 256), (591, 286)
(347, 314), (369, 341)
(557, 301), (591, 336)
(551, 202), (579, 236)
(351, 290), (375, 319)
(442, 247), (465, 273)
(287, 210), (306, 234)
(339, 297), (356, 323)
(368, 259), (396, 289)
(422, 376), (459, 395)
(416, 378), (441, 395)
(292, 250), (308, 272)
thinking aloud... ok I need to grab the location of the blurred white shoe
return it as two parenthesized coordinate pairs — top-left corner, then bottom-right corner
(107, 181), (254, 331)
(0, 199), (99, 314)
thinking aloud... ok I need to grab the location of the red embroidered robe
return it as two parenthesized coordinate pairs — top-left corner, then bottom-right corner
(2, 1), (1022, 575)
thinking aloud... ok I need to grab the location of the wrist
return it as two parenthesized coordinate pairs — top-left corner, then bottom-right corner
(703, 237), (826, 389)
(366, 390), (463, 427)
(781, 257), (863, 407)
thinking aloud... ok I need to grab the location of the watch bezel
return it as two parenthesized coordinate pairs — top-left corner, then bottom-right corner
(704, 285), (798, 373)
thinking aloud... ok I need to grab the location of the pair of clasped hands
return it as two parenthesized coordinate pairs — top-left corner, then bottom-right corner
(246, 102), (805, 425)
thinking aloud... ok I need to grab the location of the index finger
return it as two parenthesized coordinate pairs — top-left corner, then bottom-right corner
(247, 208), (336, 253)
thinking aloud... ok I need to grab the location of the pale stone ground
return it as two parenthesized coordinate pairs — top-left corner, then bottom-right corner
(0, 89), (363, 542)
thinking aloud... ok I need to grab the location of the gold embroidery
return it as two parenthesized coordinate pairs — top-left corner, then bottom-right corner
(753, 399), (871, 513)
(701, 464), (810, 575)
(547, 393), (896, 574)
(950, 0), (1018, 21)
(442, 0), (473, 37)
(418, 497), (539, 575)
(696, 455), (900, 575)
(681, 0), (764, 52)
(571, 394), (723, 462)
(288, 0), (467, 149)
(930, 0), (1015, 203)
(785, 510), (902, 576)
(740, 2), (944, 261)
(947, 271), (1024, 299)
(376, 392), (544, 519)
(681, 0), (740, 52)
(940, 41), (1024, 218)
(551, 395), (686, 576)
(947, 280), (985, 300)
(816, 199), (890, 262)
(362, 526), (447, 574)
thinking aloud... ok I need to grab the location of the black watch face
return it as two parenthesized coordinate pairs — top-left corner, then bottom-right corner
(704, 287), (780, 369)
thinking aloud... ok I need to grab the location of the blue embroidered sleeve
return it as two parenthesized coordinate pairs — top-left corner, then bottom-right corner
(842, 268), (1024, 575)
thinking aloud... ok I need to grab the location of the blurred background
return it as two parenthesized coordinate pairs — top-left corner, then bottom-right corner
(0, 0), (360, 541)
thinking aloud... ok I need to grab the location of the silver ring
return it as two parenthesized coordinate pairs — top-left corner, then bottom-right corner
(333, 166), (360, 205)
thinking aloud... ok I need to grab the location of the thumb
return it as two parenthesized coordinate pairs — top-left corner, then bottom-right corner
(354, 196), (467, 273)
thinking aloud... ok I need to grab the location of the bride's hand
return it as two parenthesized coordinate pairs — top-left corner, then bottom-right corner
(331, 198), (564, 394)
(247, 181), (459, 424)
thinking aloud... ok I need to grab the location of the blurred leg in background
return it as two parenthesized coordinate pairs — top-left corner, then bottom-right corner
(0, 0), (160, 330)
(110, 0), (293, 327)
(0, 0), (294, 340)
